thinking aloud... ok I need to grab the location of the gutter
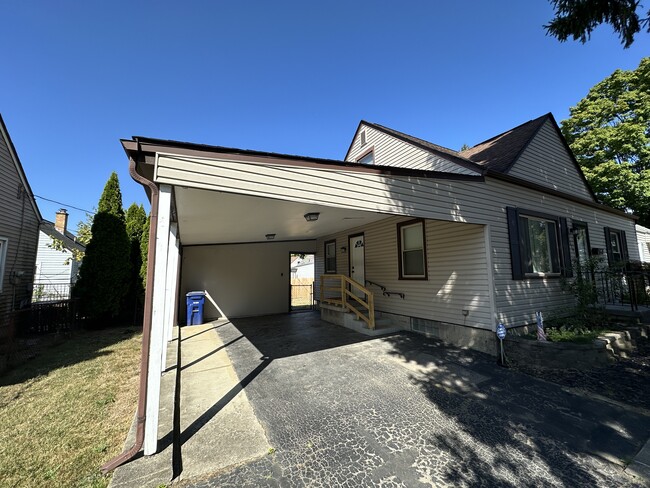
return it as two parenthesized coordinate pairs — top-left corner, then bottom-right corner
(101, 154), (159, 473)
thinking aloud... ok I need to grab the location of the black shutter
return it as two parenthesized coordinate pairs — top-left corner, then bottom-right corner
(507, 207), (524, 280)
(621, 230), (629, 262)
(604, 227), (613, 265)
(559, 217), (573, 277)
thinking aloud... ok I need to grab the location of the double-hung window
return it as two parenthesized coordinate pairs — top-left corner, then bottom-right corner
(397, 219), (427, 279)
(522, 215), (560, 274)
(507, 207), (571, 279)
(324, 239), (337, 273)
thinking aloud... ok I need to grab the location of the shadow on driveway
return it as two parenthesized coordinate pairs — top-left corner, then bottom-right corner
(181, 312), (649, 487)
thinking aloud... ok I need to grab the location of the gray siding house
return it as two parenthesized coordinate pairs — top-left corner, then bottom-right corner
(33, 209), (85, 302)
(120, 113), (639, 454)
(0, 114), (41, 323)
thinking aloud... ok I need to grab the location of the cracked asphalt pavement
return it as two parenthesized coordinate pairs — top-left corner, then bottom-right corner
(179, 313), (650, 487)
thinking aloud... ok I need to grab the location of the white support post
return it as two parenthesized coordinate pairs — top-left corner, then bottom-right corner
(161, 223), (179, 369)
(144, 184), (172, 456)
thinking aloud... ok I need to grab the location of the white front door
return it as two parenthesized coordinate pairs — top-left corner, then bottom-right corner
(349, 234), (365, 293)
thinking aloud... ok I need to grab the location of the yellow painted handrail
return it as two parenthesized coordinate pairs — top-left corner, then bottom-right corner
(320, 274), (375, 329)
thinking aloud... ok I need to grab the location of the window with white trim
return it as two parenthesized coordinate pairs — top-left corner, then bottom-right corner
(522, 215), (560, 274)
(324, 239), (336, 273)
(357, 150), (374, 165)
(398, 219), (427, 279)
(0, 238), (8, 293)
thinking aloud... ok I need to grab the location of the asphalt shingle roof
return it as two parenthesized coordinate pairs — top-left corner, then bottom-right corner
(459, 113), (550, 173)
(40, 220), (86, 253)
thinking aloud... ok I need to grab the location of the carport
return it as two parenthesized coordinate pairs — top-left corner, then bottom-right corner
(106, 136), (429, 466)
(102, 135), (494, 472)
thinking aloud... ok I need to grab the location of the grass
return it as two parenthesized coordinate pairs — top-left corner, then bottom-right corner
(0, 326), (142, 488)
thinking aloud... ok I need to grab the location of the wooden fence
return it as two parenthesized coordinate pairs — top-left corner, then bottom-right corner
(291, 278), (314, 308)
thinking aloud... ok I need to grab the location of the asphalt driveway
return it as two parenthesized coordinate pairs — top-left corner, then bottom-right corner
(183, 312), (649, 487)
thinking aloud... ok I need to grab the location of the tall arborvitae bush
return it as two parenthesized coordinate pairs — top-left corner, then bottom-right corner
(124, 203), (147, 323)
(74, 172), (131, 325)
(140, 215), (150, 289)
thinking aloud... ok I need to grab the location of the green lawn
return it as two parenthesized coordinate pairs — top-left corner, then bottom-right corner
(0, 327), (142, 487)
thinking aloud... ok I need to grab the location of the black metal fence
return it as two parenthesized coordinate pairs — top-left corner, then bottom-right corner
(0, 299), (78, 374)
(589, 268), (650, 311)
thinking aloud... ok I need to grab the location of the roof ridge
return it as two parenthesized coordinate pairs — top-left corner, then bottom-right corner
(363, 121), (465, 157)
(463, 113), (551, 151)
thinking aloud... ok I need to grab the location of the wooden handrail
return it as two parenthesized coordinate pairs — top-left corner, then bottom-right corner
(320, 274), (375, 329)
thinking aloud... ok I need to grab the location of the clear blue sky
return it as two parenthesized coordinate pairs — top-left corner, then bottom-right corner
(1, 1), (648, 230)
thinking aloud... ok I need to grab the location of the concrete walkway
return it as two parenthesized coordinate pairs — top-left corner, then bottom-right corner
(177, 321), (270, 481)
(110, 321), (270, 487)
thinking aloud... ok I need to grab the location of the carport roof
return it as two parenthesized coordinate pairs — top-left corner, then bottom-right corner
(121, 136), (485, 181)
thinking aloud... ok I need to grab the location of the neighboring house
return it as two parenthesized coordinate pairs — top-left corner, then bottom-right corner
(636, 225), (650, 263)
(33, 209), (85, 302)
(291, 254), (314, 279)
(0, 114), (42, 322)
(119, 112), (639, 455)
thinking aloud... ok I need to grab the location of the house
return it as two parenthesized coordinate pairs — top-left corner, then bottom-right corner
(33, 209), (85, 302)
(291, 254), (314, 279)
(636, 225), (650, 263)
(0, 114), (42, 323)
(117, 112), (638, 457)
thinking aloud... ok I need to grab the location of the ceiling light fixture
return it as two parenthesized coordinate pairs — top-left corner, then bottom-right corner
(265, 233), (276, 240)
(304, 212), (320, 222)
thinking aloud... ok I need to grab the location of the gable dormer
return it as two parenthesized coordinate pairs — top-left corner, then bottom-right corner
(460, 114), (596, 202)
(345, 121), (481, 175)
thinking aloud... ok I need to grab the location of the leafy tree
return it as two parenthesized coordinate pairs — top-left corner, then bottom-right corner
(74, 173), (131, 324)
(75, 212), (94, 247)
(124, 203), (147, 323)
(561, 57), (650, 225)
(545, 0), (650, 48)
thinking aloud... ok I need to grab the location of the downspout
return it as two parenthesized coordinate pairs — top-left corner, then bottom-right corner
(101, 154), (159, 473)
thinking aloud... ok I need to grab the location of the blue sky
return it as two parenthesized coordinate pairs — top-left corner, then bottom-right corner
(1, 1), (648, 230)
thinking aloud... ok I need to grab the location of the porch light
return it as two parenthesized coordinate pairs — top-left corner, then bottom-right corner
(304, 212), (320, 222)
(265, 234), (276, 240)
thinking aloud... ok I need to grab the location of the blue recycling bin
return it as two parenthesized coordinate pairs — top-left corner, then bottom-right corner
(186, 291), (206, 326)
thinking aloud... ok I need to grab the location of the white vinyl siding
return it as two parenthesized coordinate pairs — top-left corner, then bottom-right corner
(33, 231), (78, 299)
(346, 125), (478, 175)
(154, 152), (637, 330)
(508, 120), (594, 201)
(0, 126), (40, 317)
(636, 225), (650, 263)
(315, 217), (492, 329)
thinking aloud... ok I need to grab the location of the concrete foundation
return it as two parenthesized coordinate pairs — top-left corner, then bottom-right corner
(320, 304), (497, 354)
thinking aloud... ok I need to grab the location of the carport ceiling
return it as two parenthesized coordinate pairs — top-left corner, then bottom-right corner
(175, 187), (388, 245)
